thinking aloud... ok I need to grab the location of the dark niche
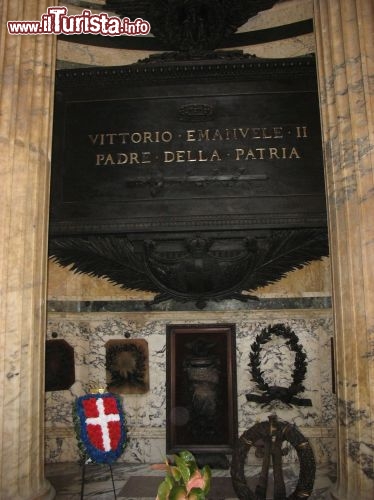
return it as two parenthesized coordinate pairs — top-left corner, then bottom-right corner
(49, 56), (328, 307)
(45, 339), (75, 391)
(166, 324), (237, 455)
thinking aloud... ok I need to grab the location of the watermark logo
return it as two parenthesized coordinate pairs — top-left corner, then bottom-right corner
(7, 6), (151, 36)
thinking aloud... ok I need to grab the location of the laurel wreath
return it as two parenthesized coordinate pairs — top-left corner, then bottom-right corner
(247, 324), (310, 405)
(106, 343), (147, 389)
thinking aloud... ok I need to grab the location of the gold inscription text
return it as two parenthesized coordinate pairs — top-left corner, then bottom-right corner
(96, 151), (152, 165)
(163, 149), (222, 163)
(89, 130), (173, 145)
(234, 147), (301, 160)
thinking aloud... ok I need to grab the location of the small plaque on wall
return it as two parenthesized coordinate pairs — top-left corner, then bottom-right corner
(105, 339), (149, 394)
(45, 339), (75, 391)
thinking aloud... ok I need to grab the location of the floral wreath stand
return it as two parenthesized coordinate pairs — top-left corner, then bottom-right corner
(73, 392), (127, 499)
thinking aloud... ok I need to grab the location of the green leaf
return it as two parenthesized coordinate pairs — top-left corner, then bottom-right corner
(178, 450), (197, 468)
(201, 466), (211, 494)
(175, 455), (191, 485)
(169, 465), (182, 482)
(187, 488), (206, 500)
(157, 477), (172, 500)
(169, 485), (188, 500)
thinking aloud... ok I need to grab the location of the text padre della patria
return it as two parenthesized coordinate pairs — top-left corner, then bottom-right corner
(88, 126), (308, 166)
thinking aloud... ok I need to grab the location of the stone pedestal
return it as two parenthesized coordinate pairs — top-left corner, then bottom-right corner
(314, 0), (374, 498)
(0, 1), (56, 498)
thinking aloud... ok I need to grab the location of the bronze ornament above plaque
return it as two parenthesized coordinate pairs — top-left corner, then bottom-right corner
(49, 229), (328, 308)
(105, 0), (279, 54)
(49, 56), (328, 306)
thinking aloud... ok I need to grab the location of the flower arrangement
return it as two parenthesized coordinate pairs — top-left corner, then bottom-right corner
(73, 392), (127, 464)
(156, 450), (211, 500)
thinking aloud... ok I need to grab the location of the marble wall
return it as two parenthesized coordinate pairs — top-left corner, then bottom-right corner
(45, 308), (335, 468)
(0, 1), (57, 498)
(1, 0), (373, 497)
(313, 1), (374, 497)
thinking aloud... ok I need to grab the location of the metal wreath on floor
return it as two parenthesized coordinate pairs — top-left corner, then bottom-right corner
(230, 415), (316, 500)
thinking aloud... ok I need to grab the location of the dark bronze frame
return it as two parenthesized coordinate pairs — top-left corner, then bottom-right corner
(105, 339), (150, 394)
(166, 323), (237, 454)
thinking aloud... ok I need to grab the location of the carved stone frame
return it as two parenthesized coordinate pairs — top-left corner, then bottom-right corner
(166, 323), (238, 455)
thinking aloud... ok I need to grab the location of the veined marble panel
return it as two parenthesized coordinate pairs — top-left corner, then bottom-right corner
(45, 309), (335, 467)
(47, 297), (332, 313)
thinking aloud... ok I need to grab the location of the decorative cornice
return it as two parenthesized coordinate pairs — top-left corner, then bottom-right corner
(55, 55), (317, 88)
(50, 212), (326, 236)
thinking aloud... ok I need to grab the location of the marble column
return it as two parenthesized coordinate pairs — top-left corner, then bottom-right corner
(0, 1), (56, 498)
(313, 0), (374, 498)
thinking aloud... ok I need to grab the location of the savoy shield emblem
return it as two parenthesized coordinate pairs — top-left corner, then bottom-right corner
(75, 393), (126, 463)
